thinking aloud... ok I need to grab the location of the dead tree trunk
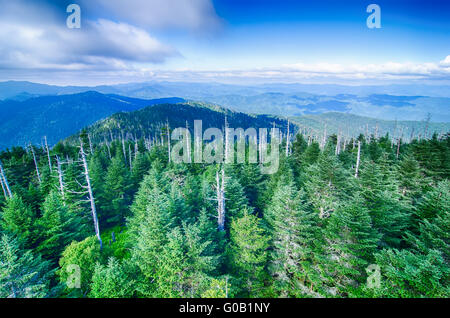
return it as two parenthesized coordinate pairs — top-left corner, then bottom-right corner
(285, 119), (290, 156)
(44, 136), (52, 171)
(185, 121), (191, 162)
(128, 144), (133, 170)
(0, 160), (12, 199)
(104, 136), (112, 160)
(396, 138), (401, 159)
(29, 145), (42, 184)
(80, 139), (103, 249)
(216, 168), (226, 231)
(354, 141), (361, 178)
(335, 132), (340, 156)
(0, 175), (7, 200)
(167, 121), (171, 163)
(121, 131), (127, 162)
(56, 156), (66, 204)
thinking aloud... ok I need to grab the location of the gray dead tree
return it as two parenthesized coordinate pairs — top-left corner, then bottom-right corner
(185, 121), (191, 162)
(215, 168), (227, 231)
(104, 136), (112, 160)
(285, 119), (290, 157)
(29, 144), (42, 184)
(55, 156), (66, 204)
(121, 131), (127, 162)
(0, 160), (12, 199)
(354, 141), (361, 178)
(335, 132), (341, 156)
(128, 144), (133, 170)
(44, 136), (52, 171)
(80, 139), (103, 249)
(0, 175), (7, 200)
(166, 120), (171, 163)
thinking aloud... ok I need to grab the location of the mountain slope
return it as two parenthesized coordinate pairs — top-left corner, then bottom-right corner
(67, 102), (450, 148)
(0, 92), (184, 149)
(291, 112), (450, 140)
(67, 101), (290, 145)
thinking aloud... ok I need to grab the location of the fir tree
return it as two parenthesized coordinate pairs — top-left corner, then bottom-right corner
(228, 210), (269, 297)
(0, 234), (54, 298)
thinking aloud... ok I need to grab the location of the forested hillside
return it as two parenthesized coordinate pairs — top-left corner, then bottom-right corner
(0, 111), (448, 297)
(66, 102), (290, 145)
(0, 92), (184, 149)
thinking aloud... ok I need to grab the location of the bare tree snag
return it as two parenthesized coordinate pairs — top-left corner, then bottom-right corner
(44, 136), (52, 171)
(354, 141), (361, 178)
(167, 120), (171, 163)
(80, 139), (103, 249)
(29, 145), (42, 184)
(285, 119), (290, 157)
(216, 168), (226, 231)
(0, 161), (12, 198)
(56, 156), (66, 204)
(0, 175), (7, 200)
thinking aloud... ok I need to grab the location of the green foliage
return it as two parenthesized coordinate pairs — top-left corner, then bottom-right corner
(1, 195), (35, 247)
(89, 257), (135, 298)
(0, 122), (448, 299)
(58, 236), (103, 296)
(228, 210), (269, 297)
(265, 180), (324, 297)
(0, 234), (54, 298)
(36, 191), (88, 260)
(369, 249), (449, 298)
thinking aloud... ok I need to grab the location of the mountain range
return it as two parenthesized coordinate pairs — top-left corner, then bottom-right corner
(0, 91), (184, 149)
(0, 81), (449, 150)
(1, 81), (449, 123)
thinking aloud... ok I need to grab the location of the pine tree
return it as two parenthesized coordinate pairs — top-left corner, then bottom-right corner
(89, 257), (135, 298)
(265, 180), (324, 297)
(323, 197), (380, 297)
(228, 210), (269, 297)
(407, 180), (450, 261)
(58, 236), (103, 295)
(152, 223), (215, 297)
(0, 234), (54, 298)
(358, 159), (411, 247)
(304, 151), (352, 219)
(0, 195), (35, 247)
(101, 156), (131, 226)
(369, 248), (449, 298)
(37, 190), (88, 260)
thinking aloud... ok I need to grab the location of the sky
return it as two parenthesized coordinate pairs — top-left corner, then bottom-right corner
(0, 0), (449, 85)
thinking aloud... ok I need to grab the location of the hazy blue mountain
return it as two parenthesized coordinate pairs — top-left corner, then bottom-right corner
(1, 81), (449, 124)
(0, 91), (184, 149)
(291, 112), (450, 141)
(67, 101), (450, 151)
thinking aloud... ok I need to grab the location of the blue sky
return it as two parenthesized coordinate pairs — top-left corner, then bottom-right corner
(0, 0), (449, 85)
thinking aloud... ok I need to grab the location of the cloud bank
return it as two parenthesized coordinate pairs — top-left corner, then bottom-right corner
(0, 0), (220, 75)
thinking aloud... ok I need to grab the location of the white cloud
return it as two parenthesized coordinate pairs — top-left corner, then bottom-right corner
(440, 55), (450, 66)
(82, 0), (222, 31)
(0, 0), (179, 72)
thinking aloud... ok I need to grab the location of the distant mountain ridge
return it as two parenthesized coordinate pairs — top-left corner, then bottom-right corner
(1, 80), (449, 122)
(0, 91), (184, 149)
